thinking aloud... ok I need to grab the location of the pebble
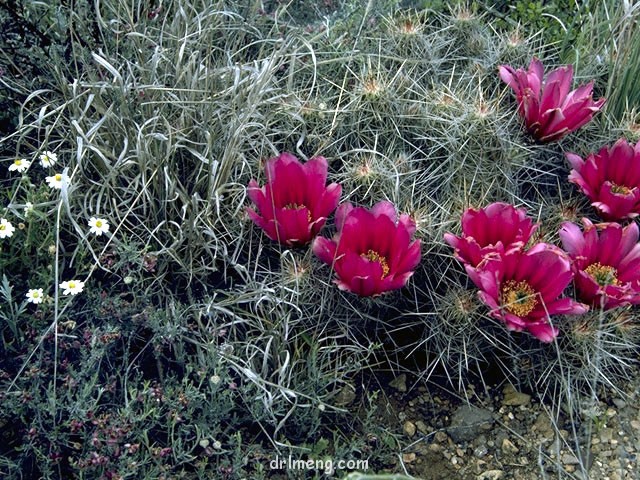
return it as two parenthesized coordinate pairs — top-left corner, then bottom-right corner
(612, 398), (627, 409)
(600, 428), (613, 442)
(532, 412), (554, 440)
(429, 443), (442, 452)
(447, 405), (494, 443)
(402, 452), (416, 463)
(389, 374), (407, 393)
(561, 453), (580, 465)
(502, 384), (531, 406)
(333, 384), (356, 406)
(403, 421), (416, 437)
(501, 438), (519, 454)
(474, 445), (488, 458)
(415, 420), (428, 433)
(478, 470), (505, 479)
(434, 431), (449, 443)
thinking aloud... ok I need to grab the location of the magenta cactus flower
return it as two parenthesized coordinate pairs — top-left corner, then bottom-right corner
(247, 153), (341, 246)
(444, 202), (539, 267)
(559, 219), (640, 310)
(312, 201), (421, 296)
(466, 244), (588, 342)
(567, 138), (640, 221)
(499, 57), (605, 142)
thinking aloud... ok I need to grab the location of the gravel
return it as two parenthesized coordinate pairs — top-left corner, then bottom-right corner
(381, 369), (640, 479)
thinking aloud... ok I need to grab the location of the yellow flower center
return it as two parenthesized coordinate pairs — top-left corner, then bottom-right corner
(95, 220), (103, 227)
(501, 280), (538, 317)
(610, 183), (631, 195)
(68, 282), (76, 289)
(33, 292), (40, 298)
(55, 174), (62, 181)
(0, 225), (5, 231)
(361, 249), (390, 279)
(285, 203), (312, 222)
(584, 262), (618, 287)
(15, 159), (22, 165)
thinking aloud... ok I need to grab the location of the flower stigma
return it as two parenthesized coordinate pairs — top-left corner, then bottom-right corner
(501, 280), (538, 316)
(610, 183), (632, 195)
(584, 262), (618, 287)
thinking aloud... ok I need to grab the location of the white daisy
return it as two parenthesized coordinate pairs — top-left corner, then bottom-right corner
(45, 173), (69, 189)
(88, 217), (110, 236)
(8, 158), (31, 173)
(26, 288), (45, 304)
(0, 218), (15, 239)
(39, 151), (58, 168)
(59, 280), (85, 296)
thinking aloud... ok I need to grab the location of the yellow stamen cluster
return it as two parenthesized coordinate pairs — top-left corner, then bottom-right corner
(610, 183), (632, 195)
(361, 249), (390, 279)
(584, 262), (618, 287)
(285, 203), (312, 222)
(501, 280), (538, 317)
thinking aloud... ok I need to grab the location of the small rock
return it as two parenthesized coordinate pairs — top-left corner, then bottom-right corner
(434, 431), (449, 443)
(612, 398), (627, 409)
(402, 452), (416, 464)
(600, 428), (613, 443)
(502, 384), (531, 406)
(501, 438), (519, 454)
(474, 445), (488, 458)
(333, 384), (356, 406)
(389, 374), (407, 393)
(478, 470), (504, 480)
(447, 405), (494, 443)
(415, 420), (428, 433)
(403, 421), (416, 437)
(532, 412), (554, 440)
(561, 453), (580, 465)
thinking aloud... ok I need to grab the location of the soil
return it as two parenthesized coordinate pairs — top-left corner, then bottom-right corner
(361, 368), (640, 479)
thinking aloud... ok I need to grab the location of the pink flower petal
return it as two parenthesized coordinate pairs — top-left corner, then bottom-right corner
(559, 221), (586, 257)
(247, 208), (277, 241)
(398, 213), (417, 237)
(312, 236), (338, 265)
(499, 65), (520, 92)
(526, 322), (558, 343)
(371, 201), (398, 221)
(335, 202), (354, 231)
